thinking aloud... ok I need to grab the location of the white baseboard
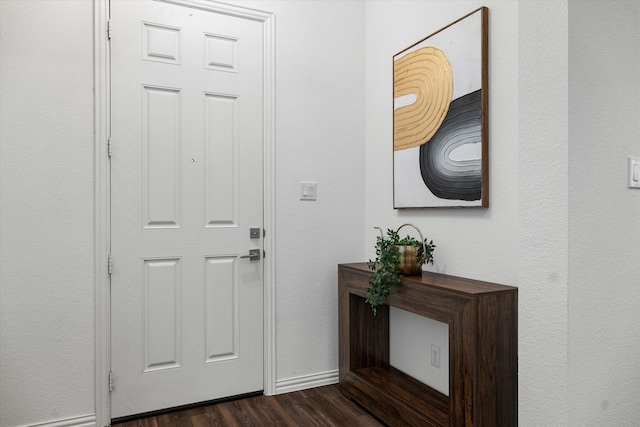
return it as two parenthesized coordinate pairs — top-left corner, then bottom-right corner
(13, 372), (334, 427)
(274, 369), (339, 395)
(19, 415), (96, 427)
(13, 372), (335, 427)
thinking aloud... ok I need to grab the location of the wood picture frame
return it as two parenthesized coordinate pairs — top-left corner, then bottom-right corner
(393, 7), (489, 208)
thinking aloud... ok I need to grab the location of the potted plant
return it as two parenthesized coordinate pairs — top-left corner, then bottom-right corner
(366, 224), (435, 315)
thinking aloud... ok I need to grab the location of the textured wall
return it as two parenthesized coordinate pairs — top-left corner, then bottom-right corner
(0, 1), (366, 425)
(365, 0), (520, 282)
(3, 1), (638, 426)
(518, 2), (570, 424)
(364, 0), (521, 411)
(568, 1), (640, 424)
(367, 2), (640, 426)
(0, 1), (95, 425)
(236, 0), (366, 387)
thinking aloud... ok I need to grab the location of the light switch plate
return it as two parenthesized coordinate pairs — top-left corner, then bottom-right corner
(628, 157), (640, 189)
(300, 181), (317, 200)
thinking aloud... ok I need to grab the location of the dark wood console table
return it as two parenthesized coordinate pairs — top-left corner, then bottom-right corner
(338, 263), (517, 426)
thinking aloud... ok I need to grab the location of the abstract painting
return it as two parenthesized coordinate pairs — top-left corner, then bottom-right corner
(393, 7), (488, 208)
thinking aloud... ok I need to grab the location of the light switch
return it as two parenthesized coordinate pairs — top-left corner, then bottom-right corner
(300, 181), (317, 200)
(628, 157), (640, 189)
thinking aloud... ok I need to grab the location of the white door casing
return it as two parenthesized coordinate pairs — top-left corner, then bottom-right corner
(107, 0), (275, 418)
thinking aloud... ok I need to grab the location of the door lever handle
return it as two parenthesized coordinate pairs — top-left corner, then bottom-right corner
(240, 249), (261, 261)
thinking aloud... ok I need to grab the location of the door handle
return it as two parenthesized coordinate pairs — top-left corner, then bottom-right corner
(240, 249), (261, 261)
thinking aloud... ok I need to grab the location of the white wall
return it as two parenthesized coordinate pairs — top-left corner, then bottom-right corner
(2, 0), (639, 426)
(234, 0), (366, 389)
(568, 0), (640, 424)
(0, 1), (96, 425)
(518, 2), (570, 423)
(366, 1), (640, 426)
(365, 0), (520, 285)
(364, 0), (524, 413)
(0, 1), (365, 425)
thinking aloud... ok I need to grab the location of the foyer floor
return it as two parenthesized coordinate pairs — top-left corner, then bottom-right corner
(111, 384), (385, 427)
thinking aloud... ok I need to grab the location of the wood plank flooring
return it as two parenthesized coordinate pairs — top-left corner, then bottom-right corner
(111, 385), (385, 427)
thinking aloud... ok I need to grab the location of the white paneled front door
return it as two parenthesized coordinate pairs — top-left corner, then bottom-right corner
(110, 0), (264, 418)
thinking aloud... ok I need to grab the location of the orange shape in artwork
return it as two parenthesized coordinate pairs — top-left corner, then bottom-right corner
(393, 46), (453, 151)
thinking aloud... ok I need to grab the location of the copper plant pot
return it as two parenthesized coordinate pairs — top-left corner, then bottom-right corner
(375, 223), (427, 276)
(396, 223), (426, 275)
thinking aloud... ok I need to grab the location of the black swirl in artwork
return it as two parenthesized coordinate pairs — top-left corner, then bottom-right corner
(419, 89), (482, 201)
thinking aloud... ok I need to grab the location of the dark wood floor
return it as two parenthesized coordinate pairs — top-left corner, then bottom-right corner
(111, 385), (385, 427)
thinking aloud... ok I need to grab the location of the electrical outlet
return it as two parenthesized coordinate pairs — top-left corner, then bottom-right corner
(431, 344), (441, 369)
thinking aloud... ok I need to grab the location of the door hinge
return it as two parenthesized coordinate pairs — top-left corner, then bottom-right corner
(107, 137), (112, 158)
(108, 371), (114, 392)
(107, 20), (113, 40)
(108, 254), (113, 275)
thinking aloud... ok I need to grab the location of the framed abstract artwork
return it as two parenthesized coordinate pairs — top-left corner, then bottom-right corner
(393, 7), (488, 208)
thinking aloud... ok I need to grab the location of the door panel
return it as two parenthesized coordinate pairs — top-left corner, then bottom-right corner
(204, 93), (238, 226)
(142, 257), (181, 372)
(142, 86), (182, 229)
(110, 0), (264, 418)
(204, 256), (237, 361)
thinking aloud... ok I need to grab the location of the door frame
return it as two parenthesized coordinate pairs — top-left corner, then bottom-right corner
(93, 1), (276, 425)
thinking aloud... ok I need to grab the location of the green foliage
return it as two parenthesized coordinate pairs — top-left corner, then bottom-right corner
(366, 230), (402, 316)
(366, 229), (436, 315)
